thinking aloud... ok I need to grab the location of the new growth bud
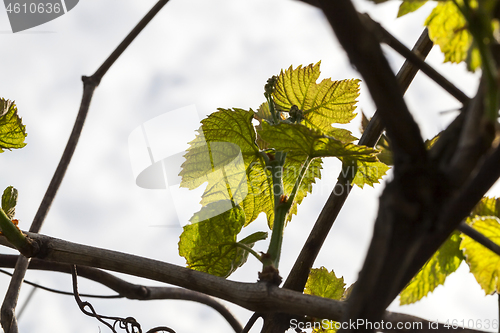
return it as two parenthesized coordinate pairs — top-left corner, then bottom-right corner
(289, 105), (304, 124)
(265, 75), (278, 95)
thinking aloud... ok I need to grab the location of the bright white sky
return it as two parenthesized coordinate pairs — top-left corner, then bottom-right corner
(0, 1), (497, 332)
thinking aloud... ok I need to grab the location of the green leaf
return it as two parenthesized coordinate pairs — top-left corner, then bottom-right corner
(282, 153), (322, 222)
(468, 197), (500, 221)
(243, 160), (274, 226)
(272, 62), (360, 136)
(180, 108), (274, 226)
(258, 122), (378, 160)
(342, 158), (390, 188)
(1, 186), (18, 220)
(258, 121), (383, 213)
(398, 0), (428, 17)
(238, 231), (268, 245)
(305, 267), (346, 333)
(0, 99), (27, 152)
(255, 102), (274, 124)
(424, 1), (480, 71)
(179, 203), (248, 278)
(305, 267), (346, 299)
(400, 231), (464, 305)
(460, 216), (500, 294)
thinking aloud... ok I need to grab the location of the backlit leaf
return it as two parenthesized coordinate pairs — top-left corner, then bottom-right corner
(258, 122), (378, 160)
(400, 231), (464, 305)
(179, 203), (247, 278)
(424, 1), (480, 71)
(180, 108), (274, 226)
(0, 99), (27, 152)
(398, 0), (428, 17)
(282, 153), (322, 222)
(272, 62), (360, 136)
(460, 216), (500, 295)
(258, 121), (383, 210)
(468, 197), (500, 222)
(1, 186), (18, 220)
(305, 267), (345, 333)
(342, 158), (389, 188)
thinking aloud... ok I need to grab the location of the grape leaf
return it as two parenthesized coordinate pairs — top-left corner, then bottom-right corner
(0, 99), (27, 152)
(282, 153), (322, 223)
(258, 122), (378, 160)
(460, 216), (500, 295)
(468, 197), (500, 222)
(341, 158), (390, 188)
(255, 102), (273, 124)
(258, 121), (384, 203)
(304, 267), (346, 333)
(179, 203), (248, 278)
(424, 1), (480, 71)
(398, 0), (428, 17)
(399, 231), (464, 305)
(2, 186), (18, 220)
(272, 62), (360, 137)
(305, 267), (346, 299)
(180, 108), (274, 226)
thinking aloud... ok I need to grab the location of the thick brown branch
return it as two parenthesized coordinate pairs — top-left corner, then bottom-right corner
(0, 234), (487, 333)
(0, 255), (242, 333)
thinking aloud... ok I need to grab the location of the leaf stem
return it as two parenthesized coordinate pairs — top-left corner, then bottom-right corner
(264, 151), (287, 268)
(0, 208), (28, 254)
(230, 243), (263, 262)
(287, 156), (313, 206)
(265, 155), (314, 269)
(265, 94), (279, 124)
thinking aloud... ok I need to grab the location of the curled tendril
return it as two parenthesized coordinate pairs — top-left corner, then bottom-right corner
(71, 265), (176, 333)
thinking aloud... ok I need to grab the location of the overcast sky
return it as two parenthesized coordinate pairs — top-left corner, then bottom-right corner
(0, 1), (497, 332)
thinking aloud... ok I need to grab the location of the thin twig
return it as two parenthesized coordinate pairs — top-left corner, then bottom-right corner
(16, 284), (36, 321)
(284, 27), (433, 293)
(318, 0), (427, 165)
(241, 313), (261, 333)
(1, 2), (171, 332)
(92, 0), (171, 84)
(29, 1), (170, 234)
(0, 268), (122, 299)
(0, 256), (29, 333)
(0, 254), (243, 333)
(359, 14), (470, 105)
(458, 222), (500, 256)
